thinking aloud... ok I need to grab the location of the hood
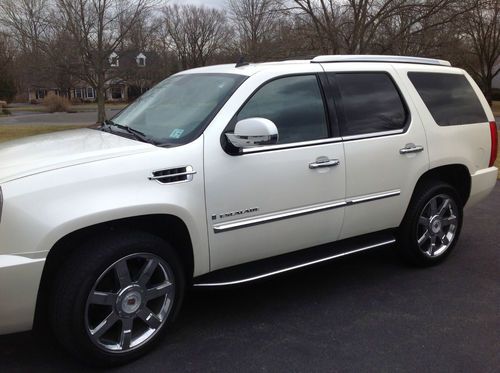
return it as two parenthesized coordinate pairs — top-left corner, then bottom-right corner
(0, 128), (154, 183)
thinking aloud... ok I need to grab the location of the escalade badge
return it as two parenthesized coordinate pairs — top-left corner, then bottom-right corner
(212, 207), (259, 220)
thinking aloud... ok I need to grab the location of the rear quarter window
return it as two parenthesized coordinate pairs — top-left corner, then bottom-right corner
(408, 72), (487, 126)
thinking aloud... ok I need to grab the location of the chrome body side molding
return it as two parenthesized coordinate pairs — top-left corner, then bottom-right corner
(213, 190), (401, 233)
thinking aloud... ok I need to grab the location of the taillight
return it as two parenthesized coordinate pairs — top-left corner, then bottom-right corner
(490, 121), (498, 167)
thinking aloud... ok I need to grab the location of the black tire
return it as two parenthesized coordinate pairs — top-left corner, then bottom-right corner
(398, 181), (463, 266)
(49, 231), (185, 367)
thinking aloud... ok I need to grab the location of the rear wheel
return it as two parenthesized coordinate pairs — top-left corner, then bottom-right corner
(398, 182), (463, 266)
(50, 231), (185, 366)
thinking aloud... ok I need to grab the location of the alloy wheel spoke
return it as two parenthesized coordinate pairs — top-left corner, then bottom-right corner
(442, 216), (457, 227)
(428, 236), (437, 256)
(137, 308), (161, 329)
(89, 291), (117, 306)
(429, 197), (438, 215)
(419, 216), (429, 226)
(442, 235), (449, 245)
(91, 312), (119, 338)
(115, 260), (132, 288)
(146, 281), (172, 301)
(138, 258), (159, 287)
(120, 318), (134, 350)
(418, 230), (430, 246)
(438, 199), (450, 217)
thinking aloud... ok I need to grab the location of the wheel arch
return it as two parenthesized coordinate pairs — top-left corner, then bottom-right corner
(409, 164), (471, 211)
(33, 214), (194, 333)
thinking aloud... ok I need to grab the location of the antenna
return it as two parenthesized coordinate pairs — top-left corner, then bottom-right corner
(235, 56), (249, 68)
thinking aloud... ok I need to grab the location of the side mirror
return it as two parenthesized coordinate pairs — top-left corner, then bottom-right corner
(225, 117), (279, 149)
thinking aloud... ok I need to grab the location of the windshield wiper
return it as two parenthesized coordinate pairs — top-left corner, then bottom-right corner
(103, 119), (155, 144)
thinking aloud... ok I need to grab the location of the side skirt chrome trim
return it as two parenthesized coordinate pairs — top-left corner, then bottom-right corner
(193, 239), (396, 287)
(213, 189), (400, 233)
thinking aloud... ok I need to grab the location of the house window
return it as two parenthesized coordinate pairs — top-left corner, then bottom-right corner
(87, 87), (94, 99)
(136, 53), (146, 67)
(111, 86), (122, 100)
(109, 52), (119, 67)
(75, 88), (82, 99)
(36, 89), (47, 100)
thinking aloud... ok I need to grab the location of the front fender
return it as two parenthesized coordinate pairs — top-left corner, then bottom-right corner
(0, 138), (209, 276)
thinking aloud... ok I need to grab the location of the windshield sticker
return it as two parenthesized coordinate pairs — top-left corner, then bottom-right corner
(169, 129), (185, 139)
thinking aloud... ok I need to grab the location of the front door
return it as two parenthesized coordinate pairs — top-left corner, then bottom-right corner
(204, 72), (346, 270)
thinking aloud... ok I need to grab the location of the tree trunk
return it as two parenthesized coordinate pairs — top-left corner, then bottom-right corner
(96, 75), (106, 123)
(484, 80), (493, 106)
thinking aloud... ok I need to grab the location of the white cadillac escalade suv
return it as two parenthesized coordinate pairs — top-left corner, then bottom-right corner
(0, 55), (497, 365)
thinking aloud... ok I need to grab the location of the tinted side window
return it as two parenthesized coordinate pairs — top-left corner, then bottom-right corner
(408, 72), (487, 126)
(236, 75), (329, 144)
(334, 73), (407, 136)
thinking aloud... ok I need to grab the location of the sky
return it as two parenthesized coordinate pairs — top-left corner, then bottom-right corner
(172, 0), (225, 9)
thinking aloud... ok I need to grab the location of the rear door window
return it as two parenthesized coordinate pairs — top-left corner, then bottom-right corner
(332, 73), (408, 137)
(408, 72), (487, 126)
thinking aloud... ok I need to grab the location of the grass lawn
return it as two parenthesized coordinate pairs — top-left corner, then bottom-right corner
(0, 125), (89, 143)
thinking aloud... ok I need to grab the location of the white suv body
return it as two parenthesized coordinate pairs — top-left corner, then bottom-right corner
(0, 56), (497, 365)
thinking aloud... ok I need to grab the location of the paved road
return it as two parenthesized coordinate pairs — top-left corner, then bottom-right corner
(0, 109), (122, 126)
(1, 184), (499, 372)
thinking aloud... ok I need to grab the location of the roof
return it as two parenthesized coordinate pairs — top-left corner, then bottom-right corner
(180, 55), (452, 77)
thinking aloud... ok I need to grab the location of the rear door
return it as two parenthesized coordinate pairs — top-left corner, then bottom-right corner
(320, 63), (430, 239)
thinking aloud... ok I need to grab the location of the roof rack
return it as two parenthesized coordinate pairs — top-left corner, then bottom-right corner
(310, 55), (451, 67)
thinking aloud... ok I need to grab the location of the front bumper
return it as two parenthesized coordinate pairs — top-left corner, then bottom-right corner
(466, 166), (498, 208)
(0, 255), (45, 335)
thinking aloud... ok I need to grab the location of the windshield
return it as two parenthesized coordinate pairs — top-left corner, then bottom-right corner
(111, 73), (246, 145)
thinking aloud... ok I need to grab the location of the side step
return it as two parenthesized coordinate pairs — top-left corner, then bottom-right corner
(193, 230), (396, 287)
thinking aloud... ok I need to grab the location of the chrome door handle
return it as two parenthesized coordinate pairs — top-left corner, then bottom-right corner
(400, 143), (424, 154)
(309, 157), (340, 169)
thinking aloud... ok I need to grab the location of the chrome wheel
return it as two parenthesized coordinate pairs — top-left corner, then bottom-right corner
(85, 253), (175, 353)
(417, 194), (459, 258)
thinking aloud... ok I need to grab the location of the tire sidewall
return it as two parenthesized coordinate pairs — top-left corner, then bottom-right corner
(400, 182), (464, 265)
(50, 231), (185, 367)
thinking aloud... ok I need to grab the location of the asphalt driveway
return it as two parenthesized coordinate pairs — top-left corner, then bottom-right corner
(0, 183), (499, 372)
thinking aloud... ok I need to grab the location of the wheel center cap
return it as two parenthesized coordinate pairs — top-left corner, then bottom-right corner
(430, 217), (442, 234)
(117, 286), (143, 315)
(122, 291), (141, 313)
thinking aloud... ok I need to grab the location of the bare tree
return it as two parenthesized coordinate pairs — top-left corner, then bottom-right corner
(0, 0), (52, 54)
(228, 0), (283, 60)
(290, 0), (343, 53)
(57, 0), (157, 123)
(162, 4), (232, 69)
(459, 0), (500, 103)
(0, 32), (17, 102)
(0, 0), (69, 100)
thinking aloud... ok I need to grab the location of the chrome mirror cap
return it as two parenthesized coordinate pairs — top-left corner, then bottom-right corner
(226, 117), (279, 149)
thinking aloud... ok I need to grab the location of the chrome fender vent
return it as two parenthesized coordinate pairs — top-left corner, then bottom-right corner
(149, 166), (196, 184)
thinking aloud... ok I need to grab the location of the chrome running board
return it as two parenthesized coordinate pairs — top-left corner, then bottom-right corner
(193, 230), (396, 287)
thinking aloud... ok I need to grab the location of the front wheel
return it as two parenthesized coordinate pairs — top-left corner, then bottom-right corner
(398, 182), (463, 266)
(50, 231), (185, 366)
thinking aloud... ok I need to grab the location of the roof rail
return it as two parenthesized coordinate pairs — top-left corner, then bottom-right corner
(311, 55), (451, 67)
